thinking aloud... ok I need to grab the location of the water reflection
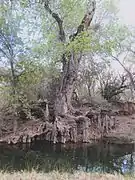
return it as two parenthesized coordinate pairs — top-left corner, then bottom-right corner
(0, 141), (135, 174)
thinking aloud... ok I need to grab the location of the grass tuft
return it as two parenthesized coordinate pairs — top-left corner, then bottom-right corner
(0, 170), (134, 180)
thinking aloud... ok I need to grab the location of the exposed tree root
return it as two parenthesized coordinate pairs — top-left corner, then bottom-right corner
(0, 100), (134, 145)
(0, 108), (116, 145)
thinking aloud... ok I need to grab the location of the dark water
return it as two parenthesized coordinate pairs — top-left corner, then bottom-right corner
(0, 141), (135, 174)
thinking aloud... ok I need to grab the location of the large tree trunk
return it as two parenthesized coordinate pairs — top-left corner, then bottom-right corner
(55, 53), (81, 115)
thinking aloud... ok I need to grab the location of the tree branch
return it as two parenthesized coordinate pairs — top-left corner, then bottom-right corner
(128, 48), (135, 55)
(42, 0), (65, 42)
(0, 48), (10, 60)
(0, 30), (14, 57)
(112, 55), (135, 91)
(70, 0), (96, 41)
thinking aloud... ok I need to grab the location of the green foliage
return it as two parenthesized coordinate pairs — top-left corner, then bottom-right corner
(99, 23), (131, 56)
(66, 32), (91, 53)
(0, 3), (8, 28)
(20, 0), (29, 8)
(17, 60), (44, 87)
(61, 0), (86, 31)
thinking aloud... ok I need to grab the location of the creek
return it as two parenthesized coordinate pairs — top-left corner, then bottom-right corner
(0, 141), (135, 174)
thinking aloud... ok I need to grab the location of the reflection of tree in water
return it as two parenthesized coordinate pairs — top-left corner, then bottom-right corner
(0, 141), (135, 174)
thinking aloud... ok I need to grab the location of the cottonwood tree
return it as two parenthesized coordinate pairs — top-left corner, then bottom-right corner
(37, 0), (97, 117)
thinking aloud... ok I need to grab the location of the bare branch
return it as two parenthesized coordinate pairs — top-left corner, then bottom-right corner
(0, 48), (10, 59)
(111, 55), (135, 91)
(0, 30), (14, 57)
(128, 48), (135, 55)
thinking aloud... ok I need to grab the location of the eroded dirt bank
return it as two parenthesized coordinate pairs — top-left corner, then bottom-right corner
(0, 101), (135, 145)
(104, 114), (135, 144)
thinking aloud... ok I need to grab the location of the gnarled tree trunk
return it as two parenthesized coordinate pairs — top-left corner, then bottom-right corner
(55, 53), (81, 115)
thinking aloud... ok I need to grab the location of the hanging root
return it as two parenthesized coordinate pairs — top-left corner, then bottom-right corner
(0, 107), (116, 145)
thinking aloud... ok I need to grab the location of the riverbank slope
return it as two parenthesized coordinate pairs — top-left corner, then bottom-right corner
(0, 101), (135, 145)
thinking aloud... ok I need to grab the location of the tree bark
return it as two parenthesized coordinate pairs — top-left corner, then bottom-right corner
(55, 53), (81, 115)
